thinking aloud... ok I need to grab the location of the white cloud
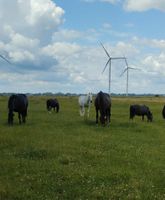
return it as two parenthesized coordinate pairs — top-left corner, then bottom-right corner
(132, 37), (165, 49)
(103, 23), (112, 29)
(26, 0), (64, 27)
(9, 51), (35, 62)
(115, 41), (140, 56)
(42, 42), (81, 59)
(0, 0), (165, 94)
(83, 0), (120, 3)
(100, 0), (120, 3)
(83, 0), (165, 11)
(124, 0), (165, 12)
(0, 0), (64, 72)
(0, 0), (64, 41)
(10, 33), (40, 50)
(52, 29), (82, 42)
(151, 39), (165, 49)
(143, 53), (165, 74)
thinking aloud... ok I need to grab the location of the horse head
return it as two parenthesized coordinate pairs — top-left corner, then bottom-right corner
(87, 93), (93, 104)
(100, 110), (108, 125)
(147, 111), (153, 122)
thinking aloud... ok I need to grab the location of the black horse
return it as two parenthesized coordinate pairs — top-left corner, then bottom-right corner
(46, 99), (59, 113)
(130, 104), (153, 122)
(95, 91), (111, 125)
(8, 94), (28, 125)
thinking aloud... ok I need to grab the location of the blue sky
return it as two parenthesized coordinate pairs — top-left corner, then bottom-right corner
(57, 0), (164, 39)
(0, 0), (165, 94)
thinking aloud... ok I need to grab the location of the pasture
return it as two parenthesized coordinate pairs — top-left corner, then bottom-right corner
(0, 95), (165, 200)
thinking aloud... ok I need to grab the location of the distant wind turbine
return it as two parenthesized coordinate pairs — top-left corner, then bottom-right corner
(100, 43), (125, 95)
(120, 57), (140, 96)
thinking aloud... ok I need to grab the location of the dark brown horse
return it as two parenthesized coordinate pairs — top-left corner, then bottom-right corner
(8, 94), (28, 125)
(130, 104), (153, 122)
(46, 99), (59, 113)
(95, 91), (111, 125)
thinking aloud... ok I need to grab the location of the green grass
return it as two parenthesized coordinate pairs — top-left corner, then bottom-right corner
(0, 96), (165, 199)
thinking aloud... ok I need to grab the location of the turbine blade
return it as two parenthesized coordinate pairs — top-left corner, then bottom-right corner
(120, 68), (128, 76)
(102, 58), (110, 73)
(129, 67), (141, 70)
(100, 42), (110, 58)
(124, 57), (128, 68)
(0, 54), (11, 64)
(111, 57), (125, 60)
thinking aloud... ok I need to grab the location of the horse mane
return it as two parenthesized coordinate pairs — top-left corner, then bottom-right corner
(97, 91), (106, 105)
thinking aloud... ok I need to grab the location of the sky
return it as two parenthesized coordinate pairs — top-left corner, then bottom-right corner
(0, 0), (165, 94)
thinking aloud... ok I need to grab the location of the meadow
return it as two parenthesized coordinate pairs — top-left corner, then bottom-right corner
(0, 95), (165, 200)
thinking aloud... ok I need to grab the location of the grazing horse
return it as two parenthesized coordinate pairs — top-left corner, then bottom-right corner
(78, 93), (92, 117)
(130, 104), (153, 122)
(46, 99), (59, 113)
(95, 91), (111, 125)
(8, 94), (28, 125)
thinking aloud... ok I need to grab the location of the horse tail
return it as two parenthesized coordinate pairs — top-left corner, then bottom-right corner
(46, 100), (50, 111)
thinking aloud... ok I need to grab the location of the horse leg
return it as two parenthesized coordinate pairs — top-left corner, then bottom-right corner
(8, 111), (14, 125)
(23, 116), (25, 123)
(79, 107), (82, 116)
(83, 106), (85, 116)
(130, 114), (134, 121)
(109, 108), (111, 123)
(48, 107), (52, 114)
(142, 115), (144, 121)
(96, 108), (99, 124)
(80, 106), (85, 116)
(87, 105), (90, 118)
(107, 108), (110, 125)
(18, 113), (21, 124)
(56, 106), (59, 113)
(22, 113), (26, 123)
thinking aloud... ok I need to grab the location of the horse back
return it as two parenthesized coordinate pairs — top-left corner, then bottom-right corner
(95, 91), (111, 110)
(8, 94), (28, 113)
(79, 95), (87, 106)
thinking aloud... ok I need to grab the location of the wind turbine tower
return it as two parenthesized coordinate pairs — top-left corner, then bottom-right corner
(120, 57), (140, 96)
(100, 43), (125, 95)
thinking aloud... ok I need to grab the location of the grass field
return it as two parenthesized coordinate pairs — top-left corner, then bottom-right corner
(0, 95), (165, 200)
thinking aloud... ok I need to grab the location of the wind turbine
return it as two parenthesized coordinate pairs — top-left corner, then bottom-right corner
(120, 57), (140, 96)
(100, 43), (125, 95)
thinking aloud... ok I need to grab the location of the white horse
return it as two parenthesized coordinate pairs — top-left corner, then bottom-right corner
(78, 93), (93, 117)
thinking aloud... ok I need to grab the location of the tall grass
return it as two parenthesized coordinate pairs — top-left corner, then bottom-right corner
(0, 96), (165, 199)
